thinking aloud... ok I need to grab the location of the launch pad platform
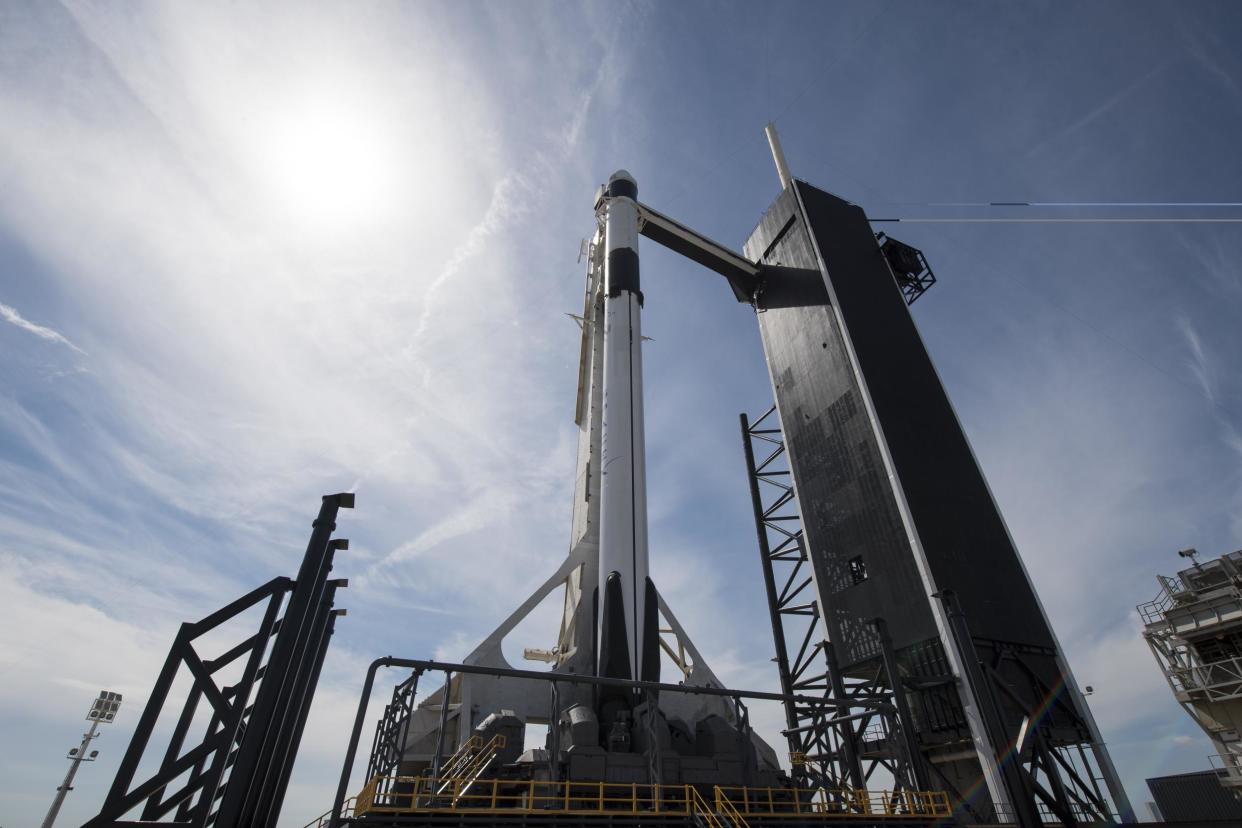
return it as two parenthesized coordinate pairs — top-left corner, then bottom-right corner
(309, 778), (952, 828)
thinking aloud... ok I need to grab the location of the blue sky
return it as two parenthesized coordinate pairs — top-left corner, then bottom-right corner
(2, 2), (1241, 825)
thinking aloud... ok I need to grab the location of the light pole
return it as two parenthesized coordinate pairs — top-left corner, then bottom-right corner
(41, 690), (123, 828)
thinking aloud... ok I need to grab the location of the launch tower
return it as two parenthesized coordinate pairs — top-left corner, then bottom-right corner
(739, 172), (1133, 825)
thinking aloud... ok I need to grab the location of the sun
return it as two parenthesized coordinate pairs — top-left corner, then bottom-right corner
(255, 93), (404, 230)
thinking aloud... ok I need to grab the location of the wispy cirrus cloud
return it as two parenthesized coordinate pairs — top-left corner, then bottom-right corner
(0, 300), (86, 354)
(3, 3), (1240, 825)
(1175, 312), (1216, 403)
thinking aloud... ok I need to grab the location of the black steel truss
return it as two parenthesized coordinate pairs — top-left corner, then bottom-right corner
(368, 671), (422, 782)
(740, 406), (1122, 825)
(937, 589), (1117, 826)
(739, 408), (924, 809)
(82, 492), (354, 828)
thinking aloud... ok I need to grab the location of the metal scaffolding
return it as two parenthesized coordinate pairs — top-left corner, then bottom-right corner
(81, 493), (353, 828)
(739, 407), (925, 807)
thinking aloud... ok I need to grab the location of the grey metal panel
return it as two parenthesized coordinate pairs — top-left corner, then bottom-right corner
(1147, 770), (1242, 822)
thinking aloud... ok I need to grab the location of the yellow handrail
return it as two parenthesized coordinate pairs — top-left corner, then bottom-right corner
(436, 735), (483, 783)
(713, 786), (751, 828)
(429, 733), (509, 800)
(688, 785), (724, 828)
(458, 736), (504, 785)
(353, 775), (952, 820)
(299, 796), (355, 828)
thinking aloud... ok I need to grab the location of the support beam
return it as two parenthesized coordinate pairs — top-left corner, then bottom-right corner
(634, 201), (759, 302)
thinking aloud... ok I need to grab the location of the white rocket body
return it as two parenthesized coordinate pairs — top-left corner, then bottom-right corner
(596, 170), (655, 685)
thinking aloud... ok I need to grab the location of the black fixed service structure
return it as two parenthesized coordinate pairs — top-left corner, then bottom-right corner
(737, 181), (1134, 826)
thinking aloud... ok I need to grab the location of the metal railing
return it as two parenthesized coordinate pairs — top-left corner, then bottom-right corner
(713, 786), (750, 828)
(1138, 575), (1184, 625)
(436, 735), (482, 781)
(688, 785), (724, 828)
(429, 734), (506, 800)
(1166, 654), (1242, 700)
(329, 655), (897, 826)
(1207, 751), (1242, 785)
(300, 797), (355, 828)
(712, 785), (949, 818)
(351, 775), (951, 819)
(858, 720), (890, 744)
(992, 799), (1122, 825)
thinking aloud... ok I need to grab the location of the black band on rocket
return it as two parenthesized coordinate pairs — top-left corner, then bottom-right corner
(607, 248), (641, 299)
(607, 177), (638, 200)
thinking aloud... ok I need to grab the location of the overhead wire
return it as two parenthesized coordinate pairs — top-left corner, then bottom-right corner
(749, 131), (1240, 407)
(872, 217), (1242, 223)
(661, 5), (1237, 410)
(870, 200), (1242, 223)
(845, 194), (1239, 407)
(868, 200), (1242, 223)
(921, 201), (1242, 208)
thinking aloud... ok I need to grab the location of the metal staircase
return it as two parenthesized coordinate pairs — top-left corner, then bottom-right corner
(431, 734), (507, 803)
(711, 787), (750, 828)
(688, 786), (751, 828)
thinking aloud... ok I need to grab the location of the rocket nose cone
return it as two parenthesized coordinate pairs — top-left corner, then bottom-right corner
(607, 170), (637, 199)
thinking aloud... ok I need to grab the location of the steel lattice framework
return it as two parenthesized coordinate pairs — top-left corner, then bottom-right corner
(81, 494), (353, 828)
(740, 407), (925, 808)
(740, 406), (1120, 825)
(368, 671), (422, 782)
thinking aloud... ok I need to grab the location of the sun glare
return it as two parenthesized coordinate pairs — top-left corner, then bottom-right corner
(256, 94), (404, 230)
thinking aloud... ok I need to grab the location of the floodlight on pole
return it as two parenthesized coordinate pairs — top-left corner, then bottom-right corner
(41, 690), (123, 828)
